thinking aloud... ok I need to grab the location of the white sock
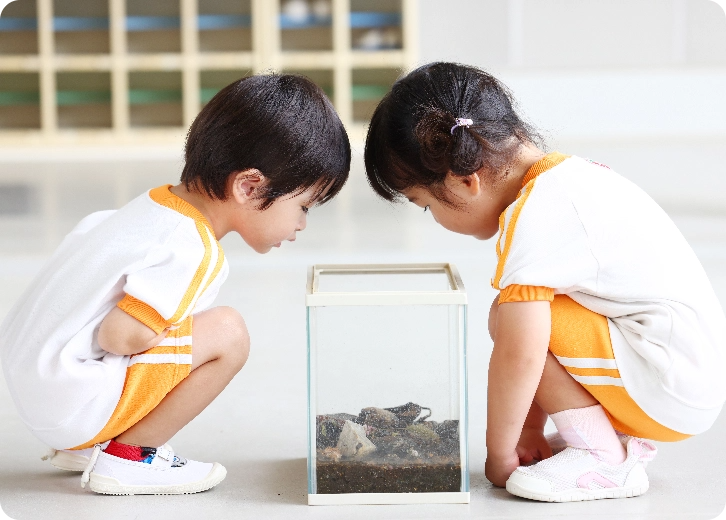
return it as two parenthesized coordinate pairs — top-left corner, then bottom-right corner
(550, 404), (626, 465)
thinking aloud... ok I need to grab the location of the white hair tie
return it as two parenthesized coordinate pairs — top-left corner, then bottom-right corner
(450, 118), (473, 135)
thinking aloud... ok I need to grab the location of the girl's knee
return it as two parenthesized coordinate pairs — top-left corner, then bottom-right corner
(488, 295), (500, 340)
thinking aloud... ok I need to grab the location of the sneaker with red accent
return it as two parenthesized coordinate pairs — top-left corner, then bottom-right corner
(80, 444), (226, 495)
(41, 442), (172, 472)
(505, 437), (657, 502)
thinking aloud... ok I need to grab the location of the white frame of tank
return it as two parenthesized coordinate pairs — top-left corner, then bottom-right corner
(306, 262), (470, 505)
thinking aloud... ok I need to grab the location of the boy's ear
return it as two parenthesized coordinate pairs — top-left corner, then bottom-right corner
(230, 169), (265, 204)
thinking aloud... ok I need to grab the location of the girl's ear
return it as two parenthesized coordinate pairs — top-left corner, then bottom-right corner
(230, 169), (265, 204)
(446, 171), (482, 199)
(461, 172), (482, 196)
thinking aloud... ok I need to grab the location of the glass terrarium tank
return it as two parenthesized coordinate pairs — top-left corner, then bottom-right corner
(306, 263), (469, 505)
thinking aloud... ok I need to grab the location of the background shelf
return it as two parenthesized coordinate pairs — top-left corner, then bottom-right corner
(0, 0), (37, 55)
(199, 0), (252, 52)
(56, 72), (112, 128)
(0, 0), (417, 144)
(200, 69), (251, 105)
(352, 68), (400, 122)
(128, 71), (183, 127)
(126, 0), (181, 54)
(53, 0), (109, 54)
(0, 72), (40, 129)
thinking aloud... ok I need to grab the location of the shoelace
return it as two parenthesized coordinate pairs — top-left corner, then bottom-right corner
(80, 444), (102, 488)
(40, 447), (57, 462)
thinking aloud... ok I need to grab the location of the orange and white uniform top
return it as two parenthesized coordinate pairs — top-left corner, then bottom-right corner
(493, 152), (726, 436)
(0, 185), (228, 449)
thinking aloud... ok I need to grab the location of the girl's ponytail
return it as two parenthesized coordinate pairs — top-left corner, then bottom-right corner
(364, 62), (541, 203)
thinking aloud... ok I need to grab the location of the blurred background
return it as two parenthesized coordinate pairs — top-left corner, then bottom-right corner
(1, 1), (726, 518)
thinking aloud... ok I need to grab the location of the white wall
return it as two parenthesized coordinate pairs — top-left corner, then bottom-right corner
(418, 0), (726, 211)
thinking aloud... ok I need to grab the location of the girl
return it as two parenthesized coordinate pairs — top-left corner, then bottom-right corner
(363, 62), (726, 502)
(0, 74), (350, 495)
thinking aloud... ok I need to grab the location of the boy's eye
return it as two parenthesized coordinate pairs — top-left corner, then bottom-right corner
(423, 205), (430, 213)
(302, 206), (310, 214)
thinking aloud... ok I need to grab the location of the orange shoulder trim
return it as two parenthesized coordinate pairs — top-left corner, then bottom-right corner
(521, 151), (571, 187)
(148, 185), (216, 240)
(499, 284), (554, 304)
(117, 294), (169, 334)
(147, 185), (224, 324)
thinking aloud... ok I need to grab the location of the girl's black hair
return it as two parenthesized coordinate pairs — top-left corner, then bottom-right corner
(364, 62), (541, 204)
(182, 73), (350, 209)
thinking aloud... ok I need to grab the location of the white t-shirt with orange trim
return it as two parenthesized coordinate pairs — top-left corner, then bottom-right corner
(0, 185), (228, 449)
(493, 154), (726, 435)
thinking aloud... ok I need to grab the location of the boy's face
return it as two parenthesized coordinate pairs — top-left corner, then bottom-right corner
(229, 173), (317, 254)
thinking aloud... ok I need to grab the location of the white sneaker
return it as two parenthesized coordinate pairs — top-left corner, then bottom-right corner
(80, 445), (226, 495)
(506, 437), (657, 502)
(41, 442), (170, 472)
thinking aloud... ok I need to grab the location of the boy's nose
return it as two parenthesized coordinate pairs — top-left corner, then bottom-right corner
(298, 215), (307, 231)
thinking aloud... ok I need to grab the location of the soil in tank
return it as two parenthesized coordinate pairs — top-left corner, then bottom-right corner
(315, 402), (461, 494)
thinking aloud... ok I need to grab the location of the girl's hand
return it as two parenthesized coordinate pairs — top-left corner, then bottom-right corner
(516, 427), (553, 464)
(485, 450), (520, 487)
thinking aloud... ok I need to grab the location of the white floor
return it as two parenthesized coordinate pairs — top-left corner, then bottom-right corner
(1, 149), (726, 520)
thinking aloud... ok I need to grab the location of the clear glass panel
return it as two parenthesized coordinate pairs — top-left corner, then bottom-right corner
(316, 268), (452, 293)
(308, 302), (467, 495)
(0, 0), (38, 55)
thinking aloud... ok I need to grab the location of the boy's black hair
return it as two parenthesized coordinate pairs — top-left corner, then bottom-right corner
(364, 62), (541, 204)
(182, 73), (350, 209)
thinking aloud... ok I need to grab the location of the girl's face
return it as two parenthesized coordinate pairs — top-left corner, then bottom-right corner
(402, 172), (504, 240)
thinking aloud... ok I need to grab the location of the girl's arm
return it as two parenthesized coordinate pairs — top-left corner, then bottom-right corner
(98, 306), (169, 356)
(485, 300), (551, 487)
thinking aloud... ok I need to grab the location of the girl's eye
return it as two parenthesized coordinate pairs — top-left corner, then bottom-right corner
(302, 206), (310, 214)
(423, 205), (430, 213)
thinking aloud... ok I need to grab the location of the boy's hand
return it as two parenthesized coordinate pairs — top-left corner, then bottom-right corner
(98, 306), (169, 356)
(516, 427), (553, 464)
(485, 450), (520, 487)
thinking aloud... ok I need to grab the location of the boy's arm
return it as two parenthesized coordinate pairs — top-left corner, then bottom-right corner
(98, 307), (169, 356)
(485, 300), (551, 487)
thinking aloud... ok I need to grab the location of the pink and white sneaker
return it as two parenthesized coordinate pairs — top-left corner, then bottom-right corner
(80, 444), (226, 495)
(506, 437), (657, 502)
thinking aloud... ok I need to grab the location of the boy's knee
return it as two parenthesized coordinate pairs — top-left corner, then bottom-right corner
(214, 306), (250, 369)
(488, 295), (500, 341)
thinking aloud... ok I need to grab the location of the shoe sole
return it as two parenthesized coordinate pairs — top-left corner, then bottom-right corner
(506, 480), (649, 502)
(88, 462), (227, 495)
(49, 452), (90, 472)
